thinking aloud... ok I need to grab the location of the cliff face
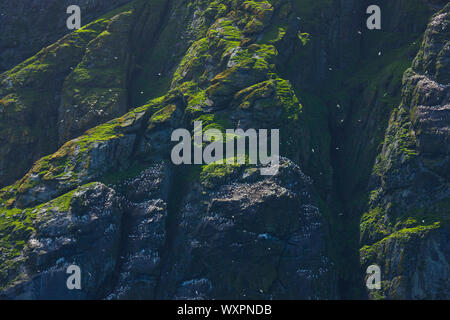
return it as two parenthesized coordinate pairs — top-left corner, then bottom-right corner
(360, 5), (450, 299)
(0, 0), (176, 188)
(0, 0), (448, 299)
(0, 0), (133, 73)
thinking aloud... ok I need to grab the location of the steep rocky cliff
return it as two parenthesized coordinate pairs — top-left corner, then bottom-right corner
(0, 0), (448, 299)
(360, 4), (449, 299)
(0, 0), (132, 73)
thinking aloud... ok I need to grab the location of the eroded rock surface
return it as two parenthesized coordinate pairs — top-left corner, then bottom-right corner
(0, 0), (448, 300)
(165, 159), (335, 299)
(360, 4), (450, 299)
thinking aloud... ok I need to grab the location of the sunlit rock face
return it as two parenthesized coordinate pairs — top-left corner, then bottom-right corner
(0, 0), (448, 300)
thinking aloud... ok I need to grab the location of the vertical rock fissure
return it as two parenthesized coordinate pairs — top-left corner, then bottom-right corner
(328, 108), (366, 300)
(106, 200), (134, 299)
(153, 164), (190, 299)
(126, 0), (174, 110)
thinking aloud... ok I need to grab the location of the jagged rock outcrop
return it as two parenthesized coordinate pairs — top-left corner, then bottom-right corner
(0, 182), (124, 299)
(106, 162), (171, 300)
(360, 4), (450, 299)
(165, 159), (335, 299)
(0, 0), (337, 299)
(0, 0), (448, 300)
